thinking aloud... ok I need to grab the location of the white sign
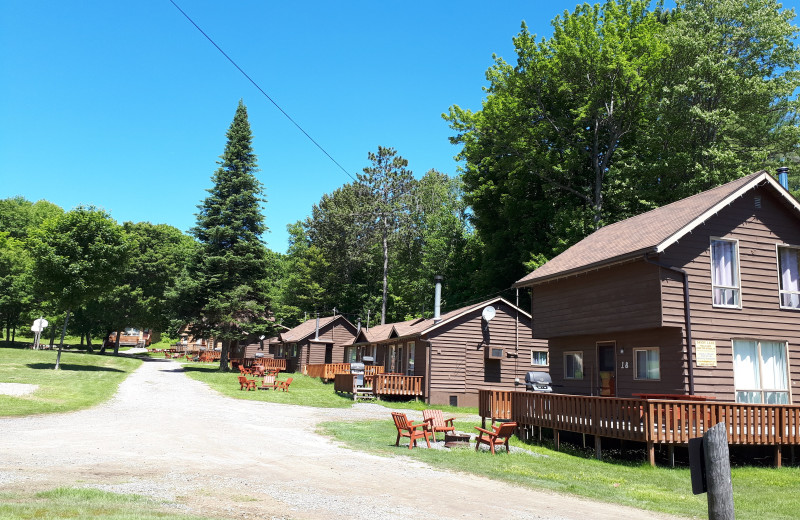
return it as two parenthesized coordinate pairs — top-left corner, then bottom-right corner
(696, 340), (717, 367)
(30, 318), (49, 332)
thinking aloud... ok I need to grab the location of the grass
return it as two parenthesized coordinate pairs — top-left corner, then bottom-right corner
(181, 364), (478, 415)
(0, 347), (142, 416)
(0, 487), (222, 520)
(320, 419), (800, 520)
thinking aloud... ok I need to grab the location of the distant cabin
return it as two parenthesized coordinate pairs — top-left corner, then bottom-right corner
(273, 315), (358, 373)
(348, 297), (548, 407)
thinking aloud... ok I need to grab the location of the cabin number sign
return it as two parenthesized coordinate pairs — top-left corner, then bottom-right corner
(695, 340), (717, 367)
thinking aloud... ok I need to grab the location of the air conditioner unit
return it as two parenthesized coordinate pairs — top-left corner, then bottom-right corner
(484, 346), (504, 360)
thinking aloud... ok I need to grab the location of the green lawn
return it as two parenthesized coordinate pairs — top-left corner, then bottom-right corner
(181, 364), (476, 415)
(0, 347), (142, 416)
(320, 418), (800, 519)
(0, 488), (222, 520)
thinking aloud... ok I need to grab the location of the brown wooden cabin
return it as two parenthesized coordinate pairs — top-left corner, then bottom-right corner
(229, 336), (279, 364)
(347, 297), (547, 407)
(514, 171), (800, 405)
(274, 315), (358, 373)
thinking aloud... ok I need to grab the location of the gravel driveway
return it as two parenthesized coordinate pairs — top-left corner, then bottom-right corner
(0, 359), (682, 519)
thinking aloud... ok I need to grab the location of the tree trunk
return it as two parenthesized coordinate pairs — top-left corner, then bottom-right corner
(85, 333), (93, 353)
(80, 333), (85, 347)
(100, 330), (110, 354)
(11, 326), (16, 344)
(55, 308), (71, 370)
(219, 337), (230, 372)
(114, 329), (122, 355)
(49, 325), (56, 347)
(381, 224), (389, 325)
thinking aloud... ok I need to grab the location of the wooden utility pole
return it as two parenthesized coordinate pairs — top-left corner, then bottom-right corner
(704, 422), (735, 519)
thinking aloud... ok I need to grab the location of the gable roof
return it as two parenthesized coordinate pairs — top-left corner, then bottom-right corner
(279, 315), (354, 343)
(514, 171), (800, 287)
(352, 297), (530, 344)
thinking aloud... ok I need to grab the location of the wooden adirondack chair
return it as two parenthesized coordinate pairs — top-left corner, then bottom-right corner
(422, 409), (455, 442)
(238, 375), (257, 391)
(261, 377), (293, 392)
(391, 412), (431, 450)
(474, 421), (517, 454)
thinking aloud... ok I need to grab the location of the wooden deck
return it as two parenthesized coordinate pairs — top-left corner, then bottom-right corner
(306, 363), (383, 380)
(333, 373), (424, 400)
(372, 374), (423, 399)
(479, 390), (800, 467)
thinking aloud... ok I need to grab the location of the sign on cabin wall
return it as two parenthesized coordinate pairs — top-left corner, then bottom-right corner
(695, 340), (717, 367)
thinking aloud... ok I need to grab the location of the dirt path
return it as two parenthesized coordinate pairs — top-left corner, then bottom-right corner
(0, 359), (682, 519)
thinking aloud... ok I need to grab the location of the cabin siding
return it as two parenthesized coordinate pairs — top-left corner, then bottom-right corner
(279, 318), (357, 373)
(531, 260), (663, 339)
(426, 304), (545, 407)
(657, 187), (800, 401)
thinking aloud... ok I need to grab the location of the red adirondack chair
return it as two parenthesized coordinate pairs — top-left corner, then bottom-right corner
(238, 375), (257, 391)
(474, 422), (517, 454)
(391, 412), (431, 450)
(422, 409), (455, 442)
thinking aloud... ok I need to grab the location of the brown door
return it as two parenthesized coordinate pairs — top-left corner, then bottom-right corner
(597, 342), (616, 397)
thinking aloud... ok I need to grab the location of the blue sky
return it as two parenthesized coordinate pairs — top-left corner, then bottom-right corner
(2, 1), (633, 253)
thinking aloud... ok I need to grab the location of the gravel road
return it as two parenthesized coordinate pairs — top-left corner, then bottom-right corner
(0, 359), (683, 519)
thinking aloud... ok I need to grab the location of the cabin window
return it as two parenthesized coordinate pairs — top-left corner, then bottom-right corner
(710, 238), (740, 307)
(290, 343), (297, 357)
(733, 339), (789, 404)
(531, 350), (548, 366)
(346, 347), (356, 363)
(406, 342), (415, 375)
(778, 246), (800, 309)
(633, 348), (660, 380)
(564, 351), (583, 379)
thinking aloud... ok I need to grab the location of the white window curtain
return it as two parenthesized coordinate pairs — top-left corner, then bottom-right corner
(760, 341), (788, 392)
(407, 342), (415, 375)
(779, 247), (800, 309)
(733, 340), (759, 392)
(712, 240), (738, 306)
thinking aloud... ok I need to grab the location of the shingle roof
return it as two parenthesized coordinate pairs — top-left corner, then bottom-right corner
(353, 297), (529, 344)
(279, 315), (348, 343)
(515, 171), (799, 286)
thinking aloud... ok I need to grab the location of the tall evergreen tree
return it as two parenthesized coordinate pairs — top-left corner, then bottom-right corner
(184, 100), (271, 371)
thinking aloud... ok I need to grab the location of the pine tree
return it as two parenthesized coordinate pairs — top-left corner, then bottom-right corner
(188, 100), (270, 371)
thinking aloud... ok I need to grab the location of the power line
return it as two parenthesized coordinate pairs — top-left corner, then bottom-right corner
(168, 0), (358, 183)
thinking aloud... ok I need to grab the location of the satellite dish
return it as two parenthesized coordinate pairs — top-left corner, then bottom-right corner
(482, 306), (496, 322)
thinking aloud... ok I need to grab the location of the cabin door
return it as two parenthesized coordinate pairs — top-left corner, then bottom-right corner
(324, 344), (333, 364)
(597, 342), (616, 397)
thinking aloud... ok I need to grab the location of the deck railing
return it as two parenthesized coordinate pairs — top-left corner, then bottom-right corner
(479, 390), (800, 466)
(306, 363), (384, 380)
(333, 373), (375, 394)
(252, 358), (286, 371)
(372, 374), (424, 398)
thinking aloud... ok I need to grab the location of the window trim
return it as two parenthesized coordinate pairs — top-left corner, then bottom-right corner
(633, 347), (661, 381)
(776, 244), (800, 311)
(709, 237), (742, 309)
(531, 350), (549, 366)
(732, 338), (792, 404)
(564, 351), (584, 380)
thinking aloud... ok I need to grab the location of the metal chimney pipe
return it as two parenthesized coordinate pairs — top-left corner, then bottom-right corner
(777, 166), (789, 190)
(433, 275), (443, 323)
(315, 313), (320, 340)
